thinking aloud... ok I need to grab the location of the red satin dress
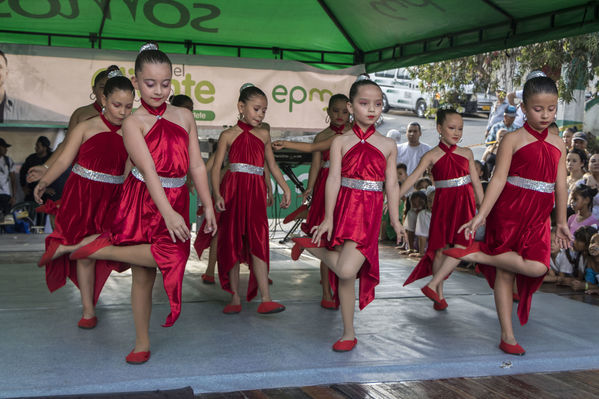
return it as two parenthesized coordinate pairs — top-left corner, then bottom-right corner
(301, 124), (345, 235)
(43, 113), (128, 303)
(212, 120), (269, 301)
(404, 142), (476, 285)
(479, 123), (560, 325)
(104, 100), (190, 327)
(328, 124), (387, 310)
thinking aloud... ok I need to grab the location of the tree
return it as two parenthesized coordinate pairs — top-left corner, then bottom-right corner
(411, 33), (599, 107)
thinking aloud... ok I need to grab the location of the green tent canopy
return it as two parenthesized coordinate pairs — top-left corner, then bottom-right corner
(1, 0), (598, 71)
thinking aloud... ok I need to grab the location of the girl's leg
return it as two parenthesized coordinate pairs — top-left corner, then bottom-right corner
(320, 261), (333, 302)
(252, 255), (272, 302)
(334, 240), (366, 341)
(131, 265), (156, 353)
(86, 244), (157, 268)
(494, 269), (517, 344)
(428, 246), (464, 298)
(460, 251), (547, 278)
(77, 258), (96, 319)
(205, 236), (217, 277)
(227, 263), (241, 306)
(306, 247), (341, 275)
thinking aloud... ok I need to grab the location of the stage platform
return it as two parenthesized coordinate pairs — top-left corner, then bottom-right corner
(1, 233), (599, 398)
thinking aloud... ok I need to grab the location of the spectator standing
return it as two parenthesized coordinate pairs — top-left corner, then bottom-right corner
(562, 127), (575, 151)
(485, 88), (509, 134)
(397, 122), (431, 174)
(572, 132), (590, 157)
(19, 136), (52, 202)
(485, 105), (518, 146)
(0, 137), (16, 215)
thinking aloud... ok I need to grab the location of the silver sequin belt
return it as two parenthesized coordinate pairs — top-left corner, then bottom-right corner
(130, 167), (186, 188)
(435, 175), (471, 189)
(507, 176), (555, 193)
(341, 177), (383, 192)
(72, 163), (125, 184)
(322, 161), (330, 169)
(229, 162), (264, 176)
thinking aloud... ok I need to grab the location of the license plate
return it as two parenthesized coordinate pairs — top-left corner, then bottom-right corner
(482, 105), (491, 111)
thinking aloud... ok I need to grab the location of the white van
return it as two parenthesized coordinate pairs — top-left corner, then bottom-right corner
(372, 68), (431, 117)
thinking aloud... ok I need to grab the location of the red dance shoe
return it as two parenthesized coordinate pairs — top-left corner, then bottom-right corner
(499, 340), (525, 356)
(320, 299), (338, 310)
(223, 304), (241, 314)
(332, 338), (357, 352)
(201, 273), (215, 284)
(512, 292), (520, 302)
(257, 301), (285, 314)
(291, 243), (304, 261)
(443, 242), (481, 260)
(268, 278), (273, 285)
(70, 236), (112, 260)
(77, 316), (97, 329)
(433, 298), (448, 311)
(283, 204), (308, 224)
(126, 350), (151, 364)
(38, 240), (61, 267)
(421, 285), (441, 304)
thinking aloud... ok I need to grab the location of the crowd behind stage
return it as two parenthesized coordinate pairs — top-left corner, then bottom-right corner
(381, 88), (599, 297)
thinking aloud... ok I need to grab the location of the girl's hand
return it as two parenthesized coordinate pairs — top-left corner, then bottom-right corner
(391, 220), (407, 245)
(203, 206), (218, 237)
(311, 218), (333, 244)
(164, 210), (190, 243)
(457, 214), (485, 240)
(34, 181), (48, 204)
(27, 165), (46, 183)
(301, 188), (312, 204)
(214, 194), (226, 212)
(271, 141), (286, 151)
(556, 223), (573, 249)
(280, 188), (291, 209)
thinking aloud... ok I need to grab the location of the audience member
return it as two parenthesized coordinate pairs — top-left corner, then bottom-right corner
(396, 122), (431, 174)
(411, 187), (435, 258)
(19, 136), (52, 202)
(0, 137), (16, 215)
(485, 105), (517, 146)
(485, 88), (508, 135)
(566, 148), (587, 192)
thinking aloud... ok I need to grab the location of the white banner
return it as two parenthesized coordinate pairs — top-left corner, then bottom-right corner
(1, 44), (361, 129)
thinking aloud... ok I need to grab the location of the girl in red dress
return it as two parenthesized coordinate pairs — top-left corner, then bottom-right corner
(35, 70), (134, 328)
(199, 85), (290, 314)
(71, 43), (217, 364)
(399, 108), (484, 310)
(294, 80), (405, 351)
(272, 93), (350, 309)
(27, 66), (120, 185)
(444, 75), (570, 355)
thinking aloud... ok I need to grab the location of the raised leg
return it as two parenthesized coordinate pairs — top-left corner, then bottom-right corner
(460, 251), (547, 278)
(131, 265), (156, 353)
(88, 244), (157, 267)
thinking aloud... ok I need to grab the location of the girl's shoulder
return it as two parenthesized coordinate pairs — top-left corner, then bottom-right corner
(454, 146), (474, 159)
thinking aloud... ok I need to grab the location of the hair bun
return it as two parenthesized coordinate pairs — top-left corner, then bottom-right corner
(107, 69), (123, 79)
(240, 82), (254, 92)
(140, 43), (159, 53)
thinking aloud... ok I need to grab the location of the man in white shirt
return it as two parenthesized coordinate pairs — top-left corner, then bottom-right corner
(396, 122), (431, 175)
(0, 137), (17, 214)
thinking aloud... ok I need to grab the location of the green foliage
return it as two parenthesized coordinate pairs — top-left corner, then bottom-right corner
(410, 33), (599, 104)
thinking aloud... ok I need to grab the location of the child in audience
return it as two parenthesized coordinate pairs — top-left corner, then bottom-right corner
(381, 163), (407, 242)
(568, 185), (599, 235)
(566, 148), (587, 193)
(400, 190), (426, 254)
(410, 187), (435, 258)
(556, 226), (597, 290)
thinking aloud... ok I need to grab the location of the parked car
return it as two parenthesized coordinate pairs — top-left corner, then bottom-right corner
(372, 68), (431, 117)
(476, 92), (497, 115)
